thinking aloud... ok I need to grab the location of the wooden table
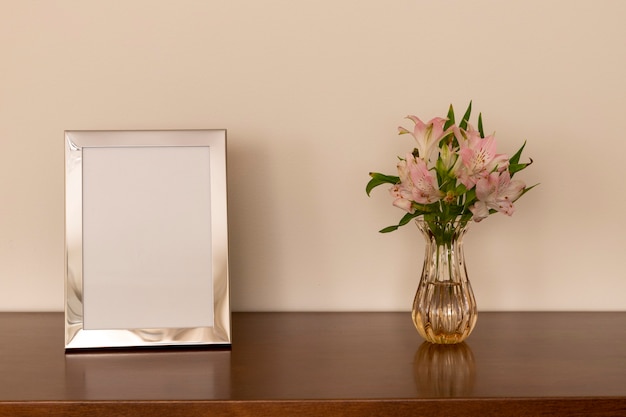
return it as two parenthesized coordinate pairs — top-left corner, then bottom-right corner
(0, 312), (624, 416)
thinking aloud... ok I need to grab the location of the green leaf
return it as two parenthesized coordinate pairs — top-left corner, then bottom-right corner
(443, 104), (456, 130)
(509, 159), (533, 176)
(378, 210), (425, 233)
(398, 211), (419, 226)
(509, 141), (527, 165)
(370, 172), (400, 183)
(459, 101), (472, 130)
(379, 225), (400, 233)
(515, 183), (539, 201)
(508, 141), (533, 177)
(477, 113), (485, 138)
(366, 172), (399, 196)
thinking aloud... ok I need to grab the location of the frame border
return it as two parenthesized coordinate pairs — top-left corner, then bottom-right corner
(64, 129), (230, 349)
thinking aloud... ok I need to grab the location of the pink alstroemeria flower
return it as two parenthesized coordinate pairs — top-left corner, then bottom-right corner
(389, 183), (414, 213)
(389, 154), (443, 212)
(398, 116), (449, 162)
(455, 126), (509, 189)
(470, 171), (525, 222)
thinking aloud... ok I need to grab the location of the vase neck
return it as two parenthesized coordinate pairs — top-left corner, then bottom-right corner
(415, 218), (470, 246)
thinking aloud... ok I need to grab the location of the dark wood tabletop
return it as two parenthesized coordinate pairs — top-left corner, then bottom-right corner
(0, 312), (625, 416)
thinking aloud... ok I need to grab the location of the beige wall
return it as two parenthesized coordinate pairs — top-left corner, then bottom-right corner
(1, 0), (624, 312)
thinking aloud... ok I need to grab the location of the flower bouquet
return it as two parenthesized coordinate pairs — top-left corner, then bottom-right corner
(367, 102), (534, 231)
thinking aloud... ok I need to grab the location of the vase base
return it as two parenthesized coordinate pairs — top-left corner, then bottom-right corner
(412, 312), (478, 345)
(416, 332), (470, 345)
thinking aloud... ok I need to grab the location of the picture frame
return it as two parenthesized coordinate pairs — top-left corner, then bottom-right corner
(64, 130), (230, 350)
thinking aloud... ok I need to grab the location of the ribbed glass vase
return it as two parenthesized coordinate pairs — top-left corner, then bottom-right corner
(412, 217), (478, 344)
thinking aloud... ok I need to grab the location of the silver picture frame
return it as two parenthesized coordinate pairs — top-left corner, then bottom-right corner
(65, 130), (230, 350)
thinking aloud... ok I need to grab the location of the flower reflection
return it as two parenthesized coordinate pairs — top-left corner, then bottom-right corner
(413, 342), (476, 397)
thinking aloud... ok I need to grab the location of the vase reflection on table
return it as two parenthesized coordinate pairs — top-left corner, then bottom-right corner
(413, 342), (476, 397)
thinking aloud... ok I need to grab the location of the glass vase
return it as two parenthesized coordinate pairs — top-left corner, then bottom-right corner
(412, 217), (477, 344)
